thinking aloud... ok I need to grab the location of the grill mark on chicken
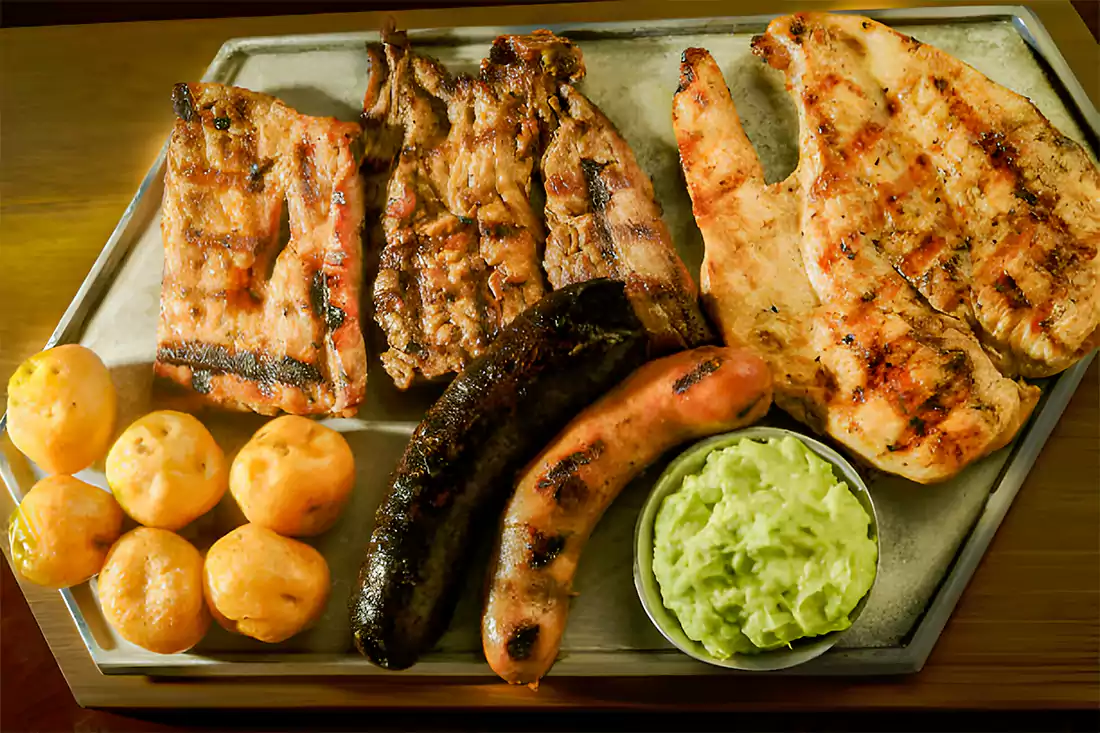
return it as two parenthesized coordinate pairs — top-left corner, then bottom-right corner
(156, 82), (367, 417)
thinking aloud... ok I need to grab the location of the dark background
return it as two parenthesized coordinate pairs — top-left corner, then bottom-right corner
(0, 0), (1095, 35)
(2, 1), (1098, 731)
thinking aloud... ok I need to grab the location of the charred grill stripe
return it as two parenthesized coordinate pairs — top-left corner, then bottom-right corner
(536, 440), (605, 508)
(184, 227), (266, 252)
(526, 527), (566, 569)
(579, 158), (618, 268)
(672, 357), (723, 394)
(311, 270), (347, 332)
(994, 273), (1031, 309)
(158, 342), (323, 388)
(506, 624), (540, 661)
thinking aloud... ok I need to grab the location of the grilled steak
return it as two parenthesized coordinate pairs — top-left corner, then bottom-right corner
(668, 14), (1096, 483)
(541, 83), (713, 352)
(364, 32), (582, 390)
(156, 82), (367, 417)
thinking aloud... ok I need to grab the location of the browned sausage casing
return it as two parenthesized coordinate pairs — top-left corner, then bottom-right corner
(481, 345), (773, 686)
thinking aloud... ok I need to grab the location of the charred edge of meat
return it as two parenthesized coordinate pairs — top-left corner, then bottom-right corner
(676, 49), (706, 92)
(158, 342), (323, 389)
(526, 528), (566, 569)
(311, 270), (347, 331)
(506, 623), (540, 661)
(672, 357), (723, 394)
(172, 83), (195, 122)
(536, 440), (605, 509)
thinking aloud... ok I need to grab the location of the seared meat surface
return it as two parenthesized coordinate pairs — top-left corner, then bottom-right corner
(670, 14), (1096, 483)
(752, 14), (1099, 378)
(156, 82), (367, 417)
(542, 84), (713, 352)
(365, 32), (581, 389)
(366, 30), (711, 388)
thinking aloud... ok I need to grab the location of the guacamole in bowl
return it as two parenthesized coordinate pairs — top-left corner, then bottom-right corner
(634, 428), (879, 671)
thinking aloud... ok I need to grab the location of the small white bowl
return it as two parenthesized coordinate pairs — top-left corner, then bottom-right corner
(633, 426), (880, 672)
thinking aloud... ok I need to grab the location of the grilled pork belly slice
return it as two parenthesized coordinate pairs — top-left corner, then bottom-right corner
(364, 32), (581, 390)
(674, 34), (1044, 484)
(542, 84), (714, 352)
(155, 82), (367, 417)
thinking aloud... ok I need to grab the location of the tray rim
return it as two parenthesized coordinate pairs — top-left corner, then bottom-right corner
(1, 2), (1096, 680)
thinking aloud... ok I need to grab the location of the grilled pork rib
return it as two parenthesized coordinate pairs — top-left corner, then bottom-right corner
(671, 15), (1092, 483)
(542, 84), (713, 352)
(156, 83), (367, 417)
(364, 32), (581, 389)
(366, 31), (712, 388)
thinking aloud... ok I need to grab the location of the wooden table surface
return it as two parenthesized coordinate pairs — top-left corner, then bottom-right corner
(1, 0), (1098, 726)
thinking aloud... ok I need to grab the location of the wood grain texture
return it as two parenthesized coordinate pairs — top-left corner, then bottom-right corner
(0, 0), (1097, 717)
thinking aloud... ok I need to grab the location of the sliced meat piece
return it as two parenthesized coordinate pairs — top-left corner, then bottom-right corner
(365, 32), (582, 389)
(156, 82), (367, 417)
(542, 83), (713, 352)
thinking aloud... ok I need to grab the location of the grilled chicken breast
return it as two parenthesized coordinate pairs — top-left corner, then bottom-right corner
(156, 82), (367, 417)
(542, 84), (713, 352)
(364, 32), (580, 389)
(672, 16), (1074, 483)
(754, 14), (1100, 378)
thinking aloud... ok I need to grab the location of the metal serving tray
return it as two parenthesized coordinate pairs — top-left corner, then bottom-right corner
(1, 4), (1096, 679)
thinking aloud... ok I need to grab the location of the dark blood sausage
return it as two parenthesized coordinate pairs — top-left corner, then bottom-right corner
(481, 345), (773, 687)
(349, 279), (650, 670)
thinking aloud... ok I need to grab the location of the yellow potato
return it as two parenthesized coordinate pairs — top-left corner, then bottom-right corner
(203, 523), (330, 644)
(6, 344), (118, 475)
(229, 415), (355, 537)
(105, 410), (228, 530)
(97, 527), (210, 654)
(7, 475), (124, 588)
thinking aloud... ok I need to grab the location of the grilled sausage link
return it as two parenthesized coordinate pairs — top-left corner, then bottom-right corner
(481, 346), (773, 686)
(349, 279), (649, 670)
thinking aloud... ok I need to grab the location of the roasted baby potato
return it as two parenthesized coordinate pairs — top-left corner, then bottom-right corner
(229, 416), (355, 537)
(105, 410), (228, 530)
(203, 523), (330, 644)
(6, 344), (118, 475)
(97, 527), (211, 654)
(7, 475), (124, 588)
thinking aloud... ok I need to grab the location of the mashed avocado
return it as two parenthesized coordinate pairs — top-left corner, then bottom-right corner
(652, 435), (877, 658)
